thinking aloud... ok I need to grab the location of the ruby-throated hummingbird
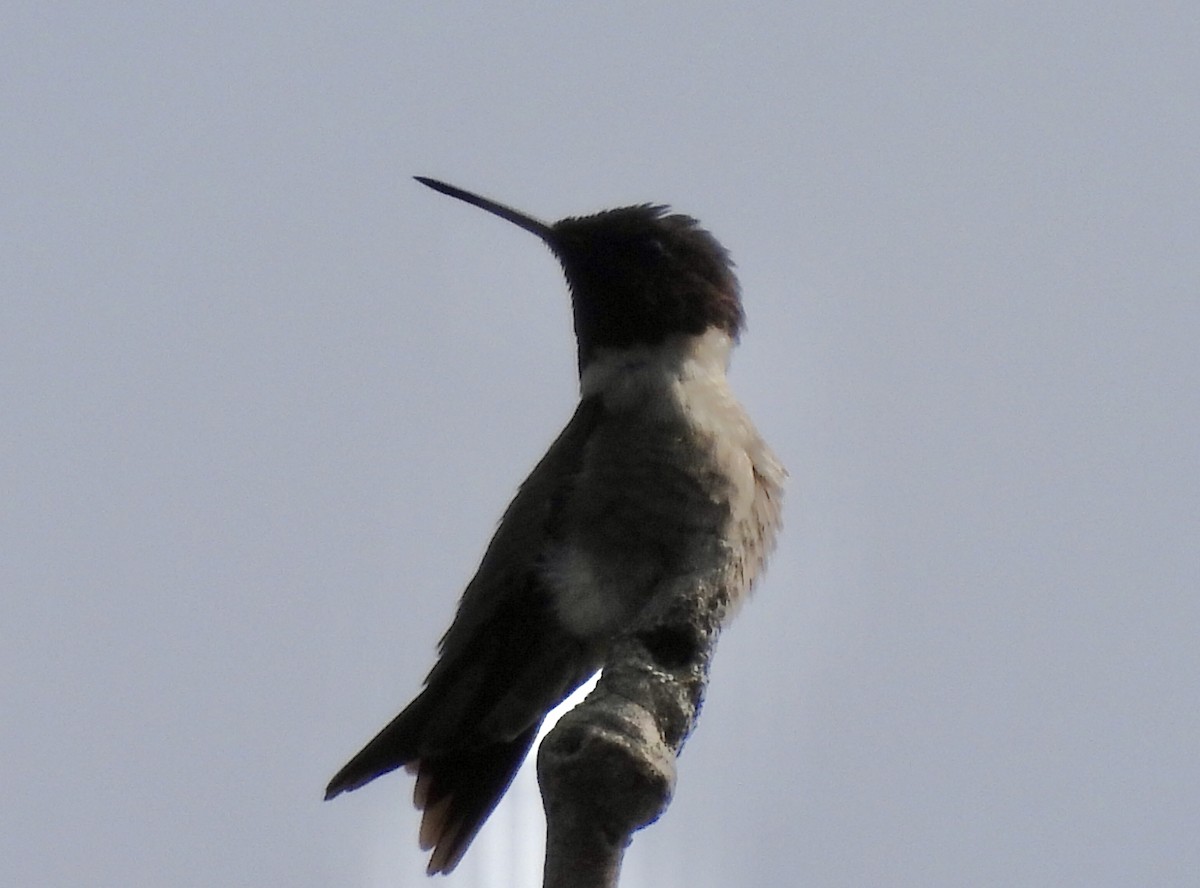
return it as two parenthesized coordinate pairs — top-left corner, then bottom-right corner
(325, 177), (785, 874)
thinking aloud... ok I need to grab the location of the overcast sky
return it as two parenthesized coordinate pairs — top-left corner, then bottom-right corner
(4, 4), (1198, 887)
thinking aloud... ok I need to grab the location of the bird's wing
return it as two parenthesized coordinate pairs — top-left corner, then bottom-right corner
(325, 396), (605, 873)
(426, 394), (604, 681)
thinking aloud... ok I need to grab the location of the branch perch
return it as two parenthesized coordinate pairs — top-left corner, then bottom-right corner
(538, 569), (733, 888)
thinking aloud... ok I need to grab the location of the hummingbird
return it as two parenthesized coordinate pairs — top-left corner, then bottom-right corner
(325, 177), (785, 875)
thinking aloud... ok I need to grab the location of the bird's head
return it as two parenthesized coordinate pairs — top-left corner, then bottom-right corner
(415, 177), (743, 372)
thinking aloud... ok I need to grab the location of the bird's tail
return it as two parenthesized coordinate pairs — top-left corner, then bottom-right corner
(325, 701), (542, 875)
(324, 696), (427, 800)
(410, 724), (541, 874)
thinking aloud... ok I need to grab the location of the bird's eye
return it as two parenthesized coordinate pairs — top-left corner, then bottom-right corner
(646, 237), (670, 259)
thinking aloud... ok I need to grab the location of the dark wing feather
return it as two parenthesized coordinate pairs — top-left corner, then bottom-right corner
(325, 397), (605, 873)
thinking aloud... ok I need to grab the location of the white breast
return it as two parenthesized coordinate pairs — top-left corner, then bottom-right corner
(545, 327), (785, 639)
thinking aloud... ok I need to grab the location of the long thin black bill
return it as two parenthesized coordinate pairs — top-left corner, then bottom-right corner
(414, 177), (553, 242)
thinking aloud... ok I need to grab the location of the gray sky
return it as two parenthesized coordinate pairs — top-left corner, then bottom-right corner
(4, 4), (1198, 887)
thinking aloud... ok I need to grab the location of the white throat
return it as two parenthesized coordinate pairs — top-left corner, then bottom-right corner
(578, 328), (734, 403)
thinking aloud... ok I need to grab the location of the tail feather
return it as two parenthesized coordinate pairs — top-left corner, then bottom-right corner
(325, 551), (595, 871)
(324, 697), (429, 800)
(414, 724), (541, 874)
(325, 698), (542, 875)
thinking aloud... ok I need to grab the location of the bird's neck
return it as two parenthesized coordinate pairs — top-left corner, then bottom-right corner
(578, 328), (734, 408)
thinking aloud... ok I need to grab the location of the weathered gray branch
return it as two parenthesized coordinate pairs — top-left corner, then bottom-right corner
(537, 570), (733, 888)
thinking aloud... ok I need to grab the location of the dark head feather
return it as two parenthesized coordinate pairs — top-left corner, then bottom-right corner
(549, 205), (743, 369)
